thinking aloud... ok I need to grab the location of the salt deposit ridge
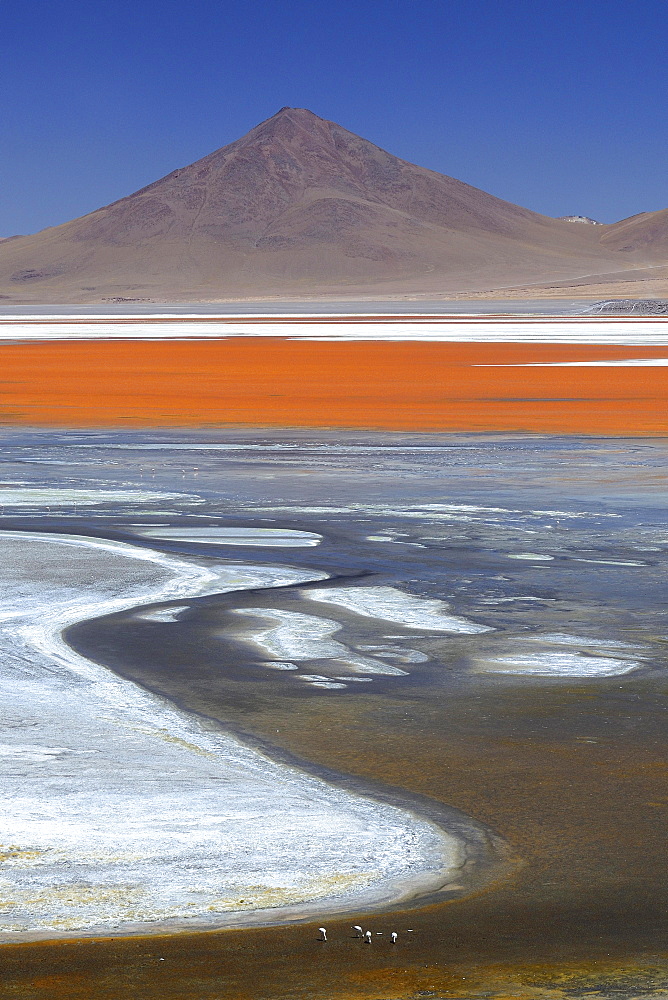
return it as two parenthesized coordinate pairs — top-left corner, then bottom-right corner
(0, 531), (467, 939)
(1, 314), (668, 345)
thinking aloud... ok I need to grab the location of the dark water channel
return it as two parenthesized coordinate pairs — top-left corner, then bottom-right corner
(0, 429), (667, 999)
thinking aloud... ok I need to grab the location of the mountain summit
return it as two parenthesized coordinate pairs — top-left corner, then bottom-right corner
(123, 105), (539, 242)
(0, 107), (652, 302)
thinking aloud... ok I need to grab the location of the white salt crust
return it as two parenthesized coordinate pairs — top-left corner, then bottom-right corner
(0, 532), (461, 938)
(133, 526), (322, 547)
(302, 585), (492, 633)
(3, 316), (668, 346)
(233, 607), (409, 676)
(481, 651), (638, 676)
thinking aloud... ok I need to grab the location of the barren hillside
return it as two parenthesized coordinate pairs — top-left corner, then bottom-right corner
(0, 107), (662, 303)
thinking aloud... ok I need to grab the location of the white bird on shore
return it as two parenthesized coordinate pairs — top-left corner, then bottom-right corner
(352, 925), (363, 937)
(365, 930), (372, 943)
(318, 927), (327, 941)
(391, 932), (398, 944)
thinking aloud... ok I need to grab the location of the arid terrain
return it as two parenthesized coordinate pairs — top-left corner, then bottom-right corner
(2, 107), (667, 304)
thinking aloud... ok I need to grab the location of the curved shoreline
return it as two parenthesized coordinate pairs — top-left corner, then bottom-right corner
(0, 530), (508, 942)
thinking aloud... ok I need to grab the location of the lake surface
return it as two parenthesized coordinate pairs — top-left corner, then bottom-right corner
(1, 428), (667, 1000)
(0, 298), (600, 317)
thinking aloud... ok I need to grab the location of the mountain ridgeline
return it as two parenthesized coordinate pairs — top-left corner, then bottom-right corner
(1, 107), (665, 302)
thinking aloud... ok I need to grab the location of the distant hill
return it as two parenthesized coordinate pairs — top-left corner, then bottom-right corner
(0, 107), (662, 302)
(600, 207), (668, 253)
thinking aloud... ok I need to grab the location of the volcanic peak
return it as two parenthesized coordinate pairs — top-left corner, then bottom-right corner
(0, 107), (661, 302)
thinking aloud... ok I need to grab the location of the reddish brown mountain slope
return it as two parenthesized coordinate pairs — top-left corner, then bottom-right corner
(0, 107), (656, 302)
(600, 207), (668, 254)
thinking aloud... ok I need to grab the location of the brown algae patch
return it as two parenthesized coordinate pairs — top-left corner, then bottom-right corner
(0, 885), (148, 930)
(0, 846), (46, 866)
(128, 725), (218, 757)
(205, 873), (375, 913)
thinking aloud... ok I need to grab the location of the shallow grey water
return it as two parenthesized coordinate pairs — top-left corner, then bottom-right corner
(0, 298), (597, 317)
(1, 428), (667, 1000)
(2, 426), (667, 708)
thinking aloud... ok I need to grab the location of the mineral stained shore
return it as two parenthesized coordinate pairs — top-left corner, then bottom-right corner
(0, 532), (474, 939)
(0, 531), (466, 939)
(0, 431), (666, 1000)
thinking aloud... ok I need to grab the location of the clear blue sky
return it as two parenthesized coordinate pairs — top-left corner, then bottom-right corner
(2, 0), (667, 235)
